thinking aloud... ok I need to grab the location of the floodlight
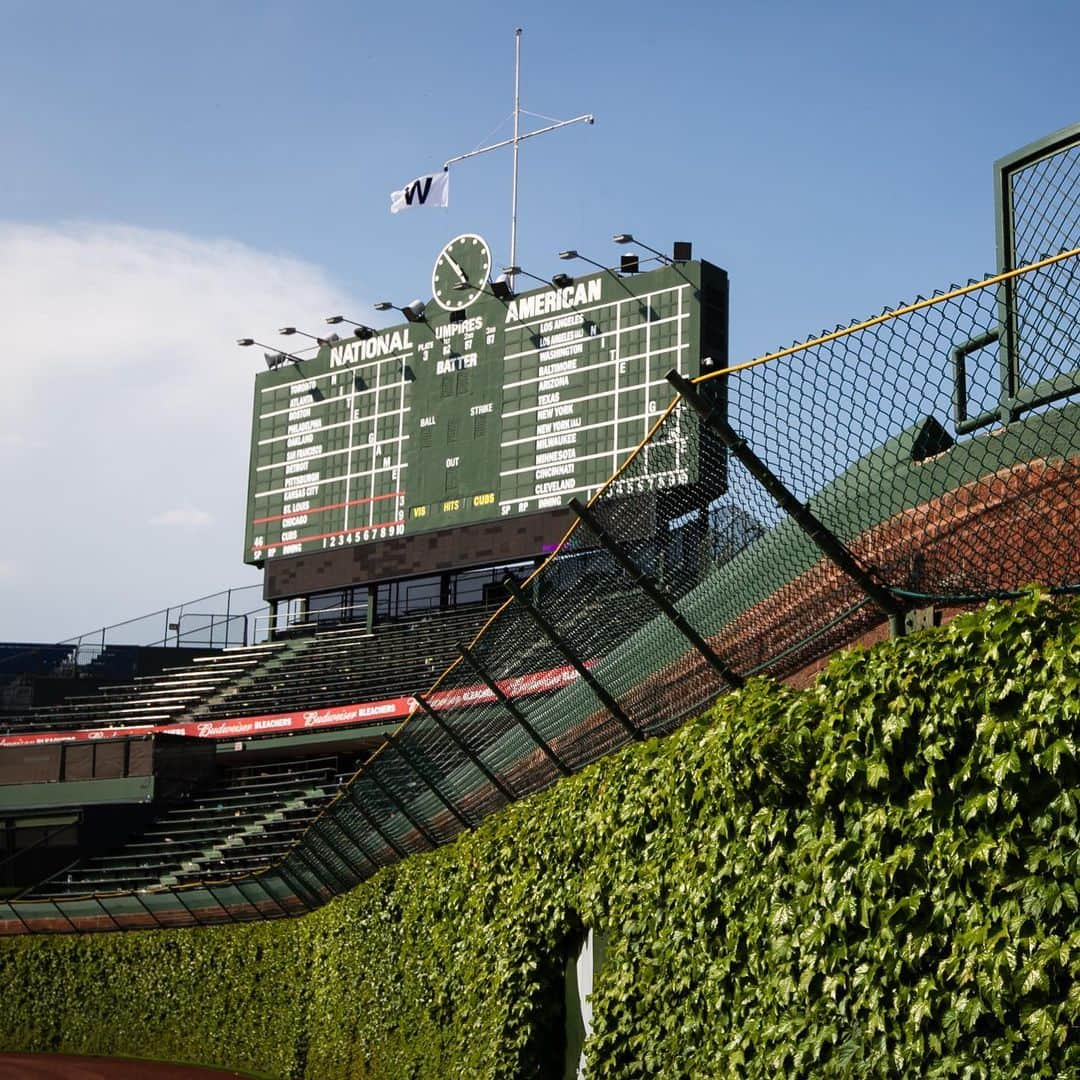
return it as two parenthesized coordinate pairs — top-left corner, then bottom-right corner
(558, 249), (615, 275)
(612, 232), (674, 265)
(551, 272), (574, 288)
(489, 274), (514, 300)
(375, 299), (426, 322)
(325, 315), (377, 339)
(279, 326), (335, 346)
(237, 337), (304, 365)
(502, 266), (559, 290)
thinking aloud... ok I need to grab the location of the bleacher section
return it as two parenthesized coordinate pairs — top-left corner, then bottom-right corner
(0, 643), (76, 679)
(0, 644), (285, 735)
(29, 756), (347, 896)
(191, 606), (492, 721)
(0, 605), (497, 739)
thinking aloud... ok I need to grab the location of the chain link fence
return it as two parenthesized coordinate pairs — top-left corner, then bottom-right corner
(271, 241), (1080, 904)
(3, 129), (1079, 932)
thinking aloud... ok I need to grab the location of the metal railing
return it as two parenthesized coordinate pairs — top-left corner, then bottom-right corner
(60, 584), (269, 655)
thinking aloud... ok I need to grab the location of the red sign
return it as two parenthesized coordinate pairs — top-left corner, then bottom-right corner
(0, 663), (585, 747)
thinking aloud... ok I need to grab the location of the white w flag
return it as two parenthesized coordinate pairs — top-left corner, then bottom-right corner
(389, 170), (449, 214)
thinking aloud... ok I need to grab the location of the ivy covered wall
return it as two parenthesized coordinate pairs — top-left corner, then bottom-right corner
(1, 592), (1078, 1078)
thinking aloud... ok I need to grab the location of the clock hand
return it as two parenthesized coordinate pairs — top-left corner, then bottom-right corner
(445, 253), (468, 283)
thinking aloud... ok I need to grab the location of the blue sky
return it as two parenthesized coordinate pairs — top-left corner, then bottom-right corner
(1, 0), (1077, 640)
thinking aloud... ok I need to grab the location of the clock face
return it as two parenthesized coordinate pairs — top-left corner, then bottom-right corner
(431, 234), (492, 311)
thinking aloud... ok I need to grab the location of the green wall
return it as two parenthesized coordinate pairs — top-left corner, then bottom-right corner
(1, 591), (1078, 1078)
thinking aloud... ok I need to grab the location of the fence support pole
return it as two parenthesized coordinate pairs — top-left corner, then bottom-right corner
(306, 818), (362, 888)
(47, 900), (80, 936)
(128, 888), (164, 929)
(347, 786), (409, 859)
(414, 693), (517, 802)
(320, 811), (381, 874)
(92, 895), (122, 931)
(292, 843), (350, 896)
(363, 770), (439, 850)
(3, 901), (32, 935)
(502, 579), (643, 741)
(247, 874), (291, 918)
(388, 735), (475, 830)
(277, 865), (319, 912)
(666, 370), (907, 636)
(568, 497), (745, 689)
(203, 884), (242, 924)
(458, 644), (573, 775)
(170, 887), (208, 928)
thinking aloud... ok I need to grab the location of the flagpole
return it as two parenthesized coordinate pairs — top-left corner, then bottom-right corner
(509, 28), (522, 289)
(429, 30), (593, 250)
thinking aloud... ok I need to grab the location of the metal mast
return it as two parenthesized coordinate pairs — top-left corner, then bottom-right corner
(442, 29), (594, 288)
(510, 27), (522, 279)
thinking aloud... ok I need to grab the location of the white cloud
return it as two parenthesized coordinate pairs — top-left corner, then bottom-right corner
(149, 507), (213, 528)
(0, 222), (355, 640)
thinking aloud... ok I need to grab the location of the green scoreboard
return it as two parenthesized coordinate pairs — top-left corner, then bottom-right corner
(244, 237), (727, 598)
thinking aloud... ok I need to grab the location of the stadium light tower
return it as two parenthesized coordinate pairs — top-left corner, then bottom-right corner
(278, 326), (339, 346)
(374, 299), (427, 323)
(237, 338), (305, 370)
(325, 315), (376, 340)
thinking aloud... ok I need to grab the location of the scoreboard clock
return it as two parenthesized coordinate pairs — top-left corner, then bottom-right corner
(431, 234), (492, 311)
(243, 241), (728, 600)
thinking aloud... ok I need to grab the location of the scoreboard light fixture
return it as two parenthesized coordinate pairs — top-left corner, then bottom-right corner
(453, 277), (516, 303)
(559, 248), (619, 275)
(613, 233), (678, 266)
(375, 299), (427, 323)
(559, 248), (632, 291)
(489, 274), (514, 300)
(278, 326), (338, 347)
(325, 315), (377, 340)
(502, 265), (561, 290)
(551, 272), (575, 288)
(236, 338), (305, 368)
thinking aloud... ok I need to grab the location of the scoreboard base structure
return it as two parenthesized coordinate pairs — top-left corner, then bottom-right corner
(262, 508), (573, 601)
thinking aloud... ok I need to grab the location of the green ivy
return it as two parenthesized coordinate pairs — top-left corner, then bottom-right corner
(1, 590), (1078, 1078)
